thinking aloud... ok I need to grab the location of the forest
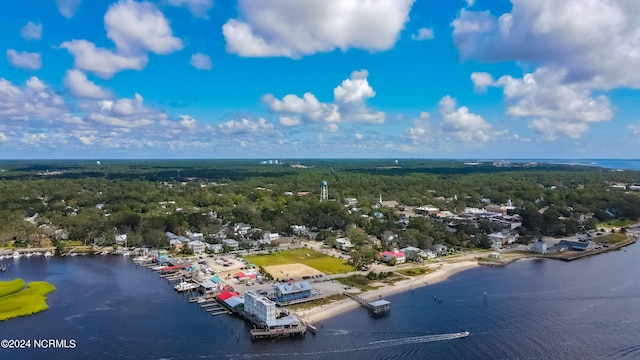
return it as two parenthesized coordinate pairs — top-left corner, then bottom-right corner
(1, 159), (639, 256)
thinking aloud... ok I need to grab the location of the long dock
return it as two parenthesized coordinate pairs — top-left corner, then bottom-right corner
(344, 292), (391, 315)
(250, 326), (306, 340)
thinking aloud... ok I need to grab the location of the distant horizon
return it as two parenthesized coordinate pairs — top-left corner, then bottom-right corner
(2, 1), (640, 159)
(0, 157), (638, 161)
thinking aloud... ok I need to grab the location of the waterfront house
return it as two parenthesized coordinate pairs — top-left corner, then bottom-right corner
(198, 279), (218, 294)
(275, 281), (313, 303)
(216, 291), (244, 313)
(488, 233), (508, 249)
(115, 234), (127, 246)
(434, 244), (448, 255)
(400, 247), (425, 261)
(423, 249), (436, 259)
(534, 239), (547, 254)
(379, 250), (406, 264)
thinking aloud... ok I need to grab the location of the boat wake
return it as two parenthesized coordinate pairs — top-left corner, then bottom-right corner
(227, 331), (469, 358)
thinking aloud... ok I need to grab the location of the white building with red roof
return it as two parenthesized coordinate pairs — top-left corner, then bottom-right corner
(379, 250), (406, 264)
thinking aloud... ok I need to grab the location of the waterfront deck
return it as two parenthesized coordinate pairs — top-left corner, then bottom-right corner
(344, 292), (391, 315)
(250, 326), (307, 340)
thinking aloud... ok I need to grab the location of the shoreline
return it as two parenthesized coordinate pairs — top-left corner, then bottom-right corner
(298, 260), (481, 324)
(298, 235), (639, 325)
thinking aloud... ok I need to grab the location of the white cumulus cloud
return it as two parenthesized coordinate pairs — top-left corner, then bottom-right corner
(21, 22), (42, 40)
(471, 72), (495, 93)
(223, 0), (415, 58)
(411, 27), (434, 41)
(56, 0), (81, 18)
(439, 96), (496, 142)
(0, 77), (67, 122)
(105, 0), (183, 55)
(64, 70), (112, 99)
(190, 53), (212, 70)
(60, 40), (147, 79)
(167, 0), (213, 18)
(452, 0), (640, 89)
(490, 68), (612, 140)
(6, 50), (42, 70)
(217, 117), (277, 136)
(264, 69), (384, 126)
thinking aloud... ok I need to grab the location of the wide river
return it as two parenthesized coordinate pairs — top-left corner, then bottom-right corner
(1, 242), (639, 360)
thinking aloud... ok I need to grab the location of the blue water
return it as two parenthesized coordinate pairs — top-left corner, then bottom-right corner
(2, 243), (640, 360)
(521, 159), (640, 171)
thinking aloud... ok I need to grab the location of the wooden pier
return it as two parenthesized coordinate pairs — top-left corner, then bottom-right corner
(344, 292), (391, 315)
(250, 326), (306, 340)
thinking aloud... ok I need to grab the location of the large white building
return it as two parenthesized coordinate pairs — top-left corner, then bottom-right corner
(187, 240), (205, 254)
(244, 291), (276, 324)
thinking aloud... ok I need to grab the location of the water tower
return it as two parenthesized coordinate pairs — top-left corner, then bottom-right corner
(320, 180), (328, 201)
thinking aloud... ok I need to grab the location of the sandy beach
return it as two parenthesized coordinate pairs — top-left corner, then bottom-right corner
(298, 260), (480, 324)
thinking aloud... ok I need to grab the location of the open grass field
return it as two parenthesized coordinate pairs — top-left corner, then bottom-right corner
(245, 248), (354, 274)
(0, 278), (56, 321)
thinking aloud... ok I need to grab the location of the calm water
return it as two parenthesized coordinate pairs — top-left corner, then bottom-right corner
(1, 243), (640, 360)
(536, 159), (640, 171)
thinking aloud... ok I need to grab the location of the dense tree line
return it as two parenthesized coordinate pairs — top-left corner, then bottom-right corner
(0, 161), (638, 251)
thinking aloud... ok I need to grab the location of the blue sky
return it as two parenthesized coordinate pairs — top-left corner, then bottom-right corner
(1, 0), (640, 159)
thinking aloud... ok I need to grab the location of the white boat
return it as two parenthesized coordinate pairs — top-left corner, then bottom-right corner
(33, 252), (42, 256)
(44, 251), (53, 257)
(122, 252), (131, 256)
(12, 251), (20, 259)
(174, 282), (198, 292)
(25, 252), (32, 257)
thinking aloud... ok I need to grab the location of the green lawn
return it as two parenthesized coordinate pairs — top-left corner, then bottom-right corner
(336, 275), (379, 291)
(288, 294), (347, 312)
(245, 248), (354, 274)
(598, 219), (636, 228)
(397, 267), (432, 277)
(595, 233), (627, 244)
(0, 278), (56, 321)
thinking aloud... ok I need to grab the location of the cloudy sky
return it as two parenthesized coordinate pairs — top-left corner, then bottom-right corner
(1, 0), (640, 159)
